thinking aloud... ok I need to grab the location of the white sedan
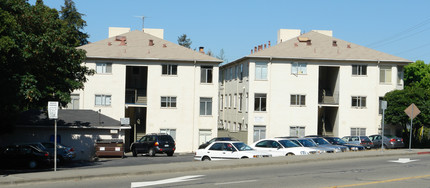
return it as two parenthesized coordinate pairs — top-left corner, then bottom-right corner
(194, 141), (272, 161)
(250, 138), (318, 156)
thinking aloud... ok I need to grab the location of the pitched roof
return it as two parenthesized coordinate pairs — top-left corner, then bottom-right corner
(17, 109), (129, 129)
(78, 30), (222, 63)
(246, 31), (412, 63)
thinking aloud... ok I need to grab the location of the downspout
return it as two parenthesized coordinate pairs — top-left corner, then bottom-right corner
(268, 57), (272, 137)
(192, 60), (197, 152)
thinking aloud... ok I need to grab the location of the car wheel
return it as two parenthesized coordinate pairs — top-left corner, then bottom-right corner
(241, 156), (248, 159)
(167, 151), (174, 156)
(148, 148), (156, 157)
(202, 156), (211, 161)
(28, 160), (37, 169)
(132, 148), (137, 157)
(286, 153), (295, 156)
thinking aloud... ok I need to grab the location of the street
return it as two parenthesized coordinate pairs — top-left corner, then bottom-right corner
(3, 153), (429, 188)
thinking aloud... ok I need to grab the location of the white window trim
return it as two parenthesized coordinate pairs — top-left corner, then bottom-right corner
(95, 94), (112, 106)
(161, 96), (177, 108)
(351, 96), (367, 108)
(290, 94), (306, 107)
(161, 64), (178, 76)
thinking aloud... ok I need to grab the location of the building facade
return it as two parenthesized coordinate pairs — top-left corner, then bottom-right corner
(72, 28), (222, 152)
(219, 29), (411, 144)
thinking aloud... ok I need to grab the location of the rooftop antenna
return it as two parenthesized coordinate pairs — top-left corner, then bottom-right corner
(134, 15), (149, 31)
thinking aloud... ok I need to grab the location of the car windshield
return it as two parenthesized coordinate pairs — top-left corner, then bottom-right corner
(278, 140), (300, 148)
(312, 138), (330, 145)
(297, 139), (317, 147)
(359, 136), (371, 142)
(332, 137), (347, 144)
(232, 142), (253, 151)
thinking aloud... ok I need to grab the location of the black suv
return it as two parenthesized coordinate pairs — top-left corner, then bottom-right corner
(130, 134), (176, 157)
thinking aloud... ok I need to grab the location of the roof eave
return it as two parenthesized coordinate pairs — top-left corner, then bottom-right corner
(85, 56), (223, 64)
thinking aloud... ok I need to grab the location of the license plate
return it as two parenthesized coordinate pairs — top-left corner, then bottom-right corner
(164, 144), (169, 147)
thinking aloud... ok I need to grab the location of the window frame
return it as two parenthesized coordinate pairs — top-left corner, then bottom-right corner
(254, 93), (267, 112)
(95, 94), (112, 106)
(200, 97), (212, 116)
(160, 96), (177, 108)
(201, 66), (213, 84)
(161, 64), (178, 76)
(351, 96), (367, 108)
(379, 66), (392, 84)
(352, 65), (367, 76)
(291, 62), (307, 75)
(290, 94), (306, 106)
(96, 63), (112, 74)
(255, 62), (268, 80)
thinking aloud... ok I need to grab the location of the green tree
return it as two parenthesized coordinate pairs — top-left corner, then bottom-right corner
(60, 0), (89, 46)
(404, 60), (430, 89)
(177, 34), (192, 48)
(384, 86), (430, 147)
(0, 0), (93, 131)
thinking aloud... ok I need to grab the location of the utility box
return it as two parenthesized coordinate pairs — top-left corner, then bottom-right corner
(95, 139), (124, 158)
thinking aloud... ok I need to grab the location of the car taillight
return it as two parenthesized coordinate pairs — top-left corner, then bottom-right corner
(154, 142), (159, 146)
(390, 139), (396, 142)
(69, 148), (74, 152)
(45, 153), (49, 157)
(401, 138), (403, 142)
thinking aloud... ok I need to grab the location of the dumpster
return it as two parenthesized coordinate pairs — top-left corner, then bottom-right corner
(95, 139), (125, 158)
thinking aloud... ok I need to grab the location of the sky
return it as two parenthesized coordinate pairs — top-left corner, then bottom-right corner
(35, 0), (430, 64)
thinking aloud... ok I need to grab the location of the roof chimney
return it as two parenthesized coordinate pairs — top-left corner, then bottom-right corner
(268, 41), (271, 47)
(332, 40), (337, 47)
(116, 36), (127, 46)
(149, 39), (154, 46)
(199, 47), (205, 53)
(347, 44), (351, 48)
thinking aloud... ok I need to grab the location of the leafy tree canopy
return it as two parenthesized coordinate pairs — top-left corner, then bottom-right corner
(0, 0), (93, 130)
(404, 60), (430, 89)
(177, 34), (192, 48)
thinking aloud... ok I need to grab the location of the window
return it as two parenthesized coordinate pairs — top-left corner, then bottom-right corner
(239, 64), (243, 81)
(224, 94), (228, 109)
(96, 63), (112, 74)
(254, 93), (267, 112)
(238, 93), (243, 112)
(290, 94), (306, 106)
(200, 97), (212, 115)
(232, 122), (237, 132)
(160, 129), (176, 141)
(292, 62), (307, 75)
(255, 62), (268, 80)
(290, 126), (305, 137)
(161, 96), (177, 108)
(95, 95), (111, 106)
(253, 126), (266, 142)
(352, 96), (366, 108)
(351, 128), (366, 136)
(233, 94), (237, 108)
(380, 66), (392, 84)
(234, 65), (238, 79)
(238, 123), (243, 131)
(352, 65), (367, 76)
(162, 64), (177, 75)
(397, 66), (404, 85)
(66, 94), (80, 109)
(246, 93), (249, 112)
(201, 66), (213, 83)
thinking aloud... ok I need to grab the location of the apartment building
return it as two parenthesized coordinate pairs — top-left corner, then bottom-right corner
(219, 29), (412, 144)
(73, 28), (222, 152)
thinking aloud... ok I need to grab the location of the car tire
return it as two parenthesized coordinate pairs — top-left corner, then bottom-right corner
(202, 156), (211, 161)
(28, 160), (37, 169)
(132, 148), (137, 157)
(241, 156), (248, 159)
(286, 153), (295, 156)
(148, 148), (156, 157)
(167, 151), (174, 156)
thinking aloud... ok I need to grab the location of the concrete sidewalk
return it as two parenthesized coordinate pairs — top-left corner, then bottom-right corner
(1, 149), (429, 186)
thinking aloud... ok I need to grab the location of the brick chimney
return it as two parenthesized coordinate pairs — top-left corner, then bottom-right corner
(199, 47), (205, 53)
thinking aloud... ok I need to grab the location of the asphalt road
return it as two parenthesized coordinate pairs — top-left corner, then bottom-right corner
(4, 154), (429, 188)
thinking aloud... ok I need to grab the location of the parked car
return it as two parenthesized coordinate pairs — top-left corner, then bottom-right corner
(41, 142), (76, 163)
(194, 141), (272, 161)
(342, 136), (373, 149)
(250, 138), (317, 156)
(130, 133), (176, 157)
(306, 136), (349, 152)
(0, 144), (51, 169)
(323, 136), (365, 151)
(198, 137), (239, 149)
(288, 138), (334, 153)
(368, 135), (405, 149)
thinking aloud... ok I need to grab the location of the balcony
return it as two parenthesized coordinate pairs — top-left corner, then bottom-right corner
(126, 89), (147, 104)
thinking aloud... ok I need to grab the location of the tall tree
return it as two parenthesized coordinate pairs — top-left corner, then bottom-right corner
(404, 60), (430, 89)
(177, 34), (192, 48)
(60, 0), (89, 46)
(216, 49), (227, 62)
(0, 0), (93, 131)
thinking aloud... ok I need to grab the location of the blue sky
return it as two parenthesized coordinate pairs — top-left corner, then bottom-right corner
(37, 0), (430, 63)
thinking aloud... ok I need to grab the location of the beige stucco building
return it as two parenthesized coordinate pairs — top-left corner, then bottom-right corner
(72, 28), (222, 153)
(219, 29), (412, 144)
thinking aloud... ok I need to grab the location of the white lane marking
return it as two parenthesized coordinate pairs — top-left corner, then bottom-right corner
(131, 175), (204, 188)
(214, 180), (257, 185)
(388, 158), (419, 163)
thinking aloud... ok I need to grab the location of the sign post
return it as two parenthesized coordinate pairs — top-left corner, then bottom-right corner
(381, 101), (387, 152)
(48, 101), (59, 171)
(404, 103), (420, 151)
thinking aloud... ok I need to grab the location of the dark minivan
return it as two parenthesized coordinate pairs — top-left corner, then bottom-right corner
(130, 133), (176, 157)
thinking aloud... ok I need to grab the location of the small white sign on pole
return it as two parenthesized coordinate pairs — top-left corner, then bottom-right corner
(48, 101), (59, 119)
